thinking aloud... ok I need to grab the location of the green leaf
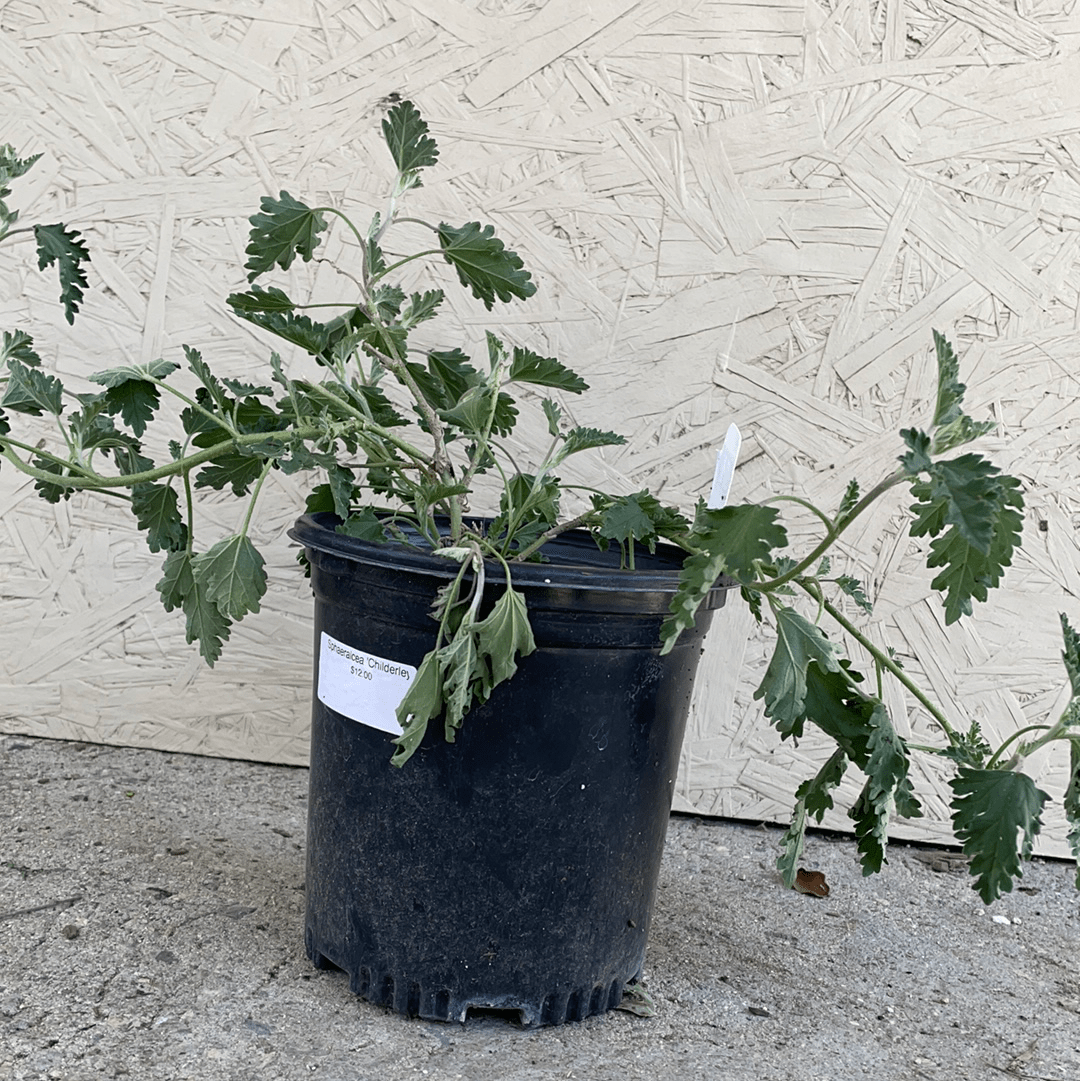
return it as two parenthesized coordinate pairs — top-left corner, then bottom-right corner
(660, 503), (786, 655)
(427, 348), (482, 405)
(507, 347), (588, 393)
(131, 483), (188, 553)
(439, 631), (479, 741)
(33, 223), (90, 324)
(436, 221), (537, 310)
(157, 549), (194, 613)
(598, 491), (667, 549)
(949, 767), (1049, 903)
(561, 426), (627, 456)
(244, 191), (328, 282)
(754, 607), (843, 726)
(899, 427), (933, 475)
(400, 289), (443, 329)
(194, 451), (267, 497)
(182, 576), (232, 666)
(1064, 739), (1080, 889)
(232, 307), (331, 357)
(472, 586), (536, 689)
(929, 330), (995, 454)
(910, 464), (1023, 625)
(848, 703), (918, 875)
(1060, 612), (1080, 698)
(775, 799), (808, 890)
(30, 455), (71, 503)
(337, 508), (387, 542)
(1, 330), (41, 367)
(192, 534), (267, 620)
(225, 285), (296, 314)
(835, 478), (861, 526)
(833, 574), (873, 614)
(381, 99), (439, 177)
(327, 463), (355, 519)
(775, 748), (848, 888)
(0, 358), (63, 415)
(392, 651), (444, 767)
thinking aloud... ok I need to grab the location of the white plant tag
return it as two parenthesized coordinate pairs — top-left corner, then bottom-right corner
(317, 631), (416, 735)
(707, 423), (742, 509)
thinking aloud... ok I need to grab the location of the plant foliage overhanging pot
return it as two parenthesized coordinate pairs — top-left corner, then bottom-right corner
(2, 98), (1079, 1022)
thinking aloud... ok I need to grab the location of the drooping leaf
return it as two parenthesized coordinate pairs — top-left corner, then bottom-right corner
(848, 703), (919, 875)
(0, 358), (63, 415)
(381, 99), (439, 177)
(30, 455), (71, 503)
(326, 463), (355, 519)
(436, 221), (536, 310)
(33, 223), (90, 324)
(157, 549), (195, 612)
(754, 607), (843, 727)
(507, 347), (588, 393)
(949, 767), (1049, 903)
(192, 534), (267, 620)
(244, 191), (328, 281)
(392, 651), (444, 767)
(472, 586), (536, 689)
(775, 747), (849, 888)
(1, 330), (41, 367)
(131, 483), (188, 553)
(181, 576), (232, 666)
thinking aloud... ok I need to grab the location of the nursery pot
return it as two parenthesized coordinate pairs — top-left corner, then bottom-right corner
(290, 512), (732, 1026)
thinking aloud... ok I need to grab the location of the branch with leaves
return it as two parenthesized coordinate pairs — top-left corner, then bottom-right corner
(1, 108), (1077, 903)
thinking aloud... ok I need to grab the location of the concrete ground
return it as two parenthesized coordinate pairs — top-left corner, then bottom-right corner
(2, 733), (1079, 1081)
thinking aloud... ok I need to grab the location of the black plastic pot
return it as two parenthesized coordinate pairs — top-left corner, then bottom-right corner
(289, 512), (732, 1026)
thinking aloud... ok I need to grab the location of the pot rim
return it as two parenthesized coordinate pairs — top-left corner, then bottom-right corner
(289, 511), (734, 607)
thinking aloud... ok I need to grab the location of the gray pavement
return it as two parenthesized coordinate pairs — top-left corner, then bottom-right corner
(2, 734), (1079, 1081)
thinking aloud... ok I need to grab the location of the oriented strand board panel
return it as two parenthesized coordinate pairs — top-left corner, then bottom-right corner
(1, 0), (1078, 858)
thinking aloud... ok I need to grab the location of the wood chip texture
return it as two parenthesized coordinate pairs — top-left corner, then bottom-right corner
(1, 0), (1077, 856)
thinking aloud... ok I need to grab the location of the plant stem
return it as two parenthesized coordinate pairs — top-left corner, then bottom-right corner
(799, 579), (961, 745)
(758, 470), (909, 592)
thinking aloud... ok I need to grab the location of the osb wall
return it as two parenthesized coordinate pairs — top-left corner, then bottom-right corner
(2, 0), (1078, 856)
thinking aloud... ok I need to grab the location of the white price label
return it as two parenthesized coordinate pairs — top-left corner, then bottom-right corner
(317, 632), (416, 735)
(707, 423), (742, 509)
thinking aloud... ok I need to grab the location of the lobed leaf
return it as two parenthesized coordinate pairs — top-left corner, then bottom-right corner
(131, 483), (188, 553)
(949, 767), (1049, 903)
(381, 99), (439, 177)
(192, 534), (267, 620)
(0, 358), (63, 415)
(244, 191), (327, 281)
(507, 346), (588, 393)
(754, 607), (843, 728)
(436, 221), (536, 310)
(33, 223), (90, 324)
(1, 330), (41, 367)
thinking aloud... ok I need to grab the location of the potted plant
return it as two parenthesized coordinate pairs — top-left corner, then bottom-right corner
(2, 104), (1078, 1025)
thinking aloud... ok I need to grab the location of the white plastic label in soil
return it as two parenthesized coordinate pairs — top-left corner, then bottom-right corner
(317, 631), (416, 735)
